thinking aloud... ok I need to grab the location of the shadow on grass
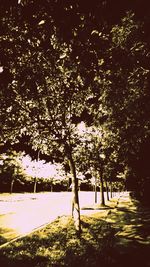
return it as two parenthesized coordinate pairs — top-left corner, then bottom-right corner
(103, 203), (150, 267)
(0, 235), (7, 246)
(0, 204), (150, 267)
(0, 215), (116, 267)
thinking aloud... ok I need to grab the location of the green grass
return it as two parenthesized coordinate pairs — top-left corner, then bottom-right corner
(0, 207), (150, 267)
(0, 213), (116, 267)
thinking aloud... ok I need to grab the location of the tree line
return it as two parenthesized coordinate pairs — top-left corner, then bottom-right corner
(0, 0), (150, 234)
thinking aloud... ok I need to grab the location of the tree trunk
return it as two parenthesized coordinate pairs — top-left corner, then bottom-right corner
(10, 179), (14, 194)
(110, 180), (113, 198)
(95, 177), (97, 203)
(34, 177), (37, 193)
(33, 150), (40, 193)
(68, 152), (81, 235)
(50, 184), (53, 192)
(99, 171), (105, 206)
(105, 180), (109, 201)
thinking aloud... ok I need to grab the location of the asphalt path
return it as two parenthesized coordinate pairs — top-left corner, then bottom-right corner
(0, 191), (114, 243)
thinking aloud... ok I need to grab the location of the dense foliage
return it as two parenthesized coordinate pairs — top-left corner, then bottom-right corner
(0, 0), (150, 208)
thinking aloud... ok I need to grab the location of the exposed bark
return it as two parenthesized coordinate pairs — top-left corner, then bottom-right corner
(10, 178), (14, 194)
(95, 177), (98, 203)
(50, 184), (53, 192)
(99, 170), (105, 206)
(110, 180), (113, 198)
(33, 177), (37, 193)
(105, 180), (109, 201)
(33, 150), (40, 193)
(67, 148), (81, 235)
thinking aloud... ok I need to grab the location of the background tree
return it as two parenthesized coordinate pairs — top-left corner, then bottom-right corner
(106, 12), (150, 201)
(0, 150), (26, 193)
(86, 11), (150, 202)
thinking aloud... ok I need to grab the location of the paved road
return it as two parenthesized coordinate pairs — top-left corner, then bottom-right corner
(0, 191), (116, 244)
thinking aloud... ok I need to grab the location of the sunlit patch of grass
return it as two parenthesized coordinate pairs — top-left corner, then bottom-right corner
(0, 214), (116, 267)
(1, 209), (149, 267)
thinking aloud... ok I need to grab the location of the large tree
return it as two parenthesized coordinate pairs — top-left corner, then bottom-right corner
(0, 1), (92, 233)
(1, 1), (150, 227)
(89, 11), (150, 200)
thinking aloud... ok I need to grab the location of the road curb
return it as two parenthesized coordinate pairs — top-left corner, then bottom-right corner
(0, 193), (124, 249)
(0, 219), (53, 249)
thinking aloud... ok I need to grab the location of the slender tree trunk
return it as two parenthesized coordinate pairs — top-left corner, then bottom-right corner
(110, 180), (113, 198)
(95, 177), (97, 203)
(33, 150), (40, 193)
(34, 177), (37, 193)
(50, 184), (53, 192)
(10, 178), (14, 194)
(105, 180), (109, 201)
(68, 152), (81, 235)
(99, 170), (105, 206)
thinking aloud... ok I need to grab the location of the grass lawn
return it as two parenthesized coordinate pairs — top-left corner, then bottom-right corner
(0, 197), (150, 267)
(0, 212), (117, 267)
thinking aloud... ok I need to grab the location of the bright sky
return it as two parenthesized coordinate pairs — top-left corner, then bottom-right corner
(21, 155), (65, 179)
(0, 66), (3, 73)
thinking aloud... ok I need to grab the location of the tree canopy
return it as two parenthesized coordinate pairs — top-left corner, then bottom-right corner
(1, 1), (150, 219)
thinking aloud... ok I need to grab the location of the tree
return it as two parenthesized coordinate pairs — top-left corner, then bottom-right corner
(0, 150), (26, 193)
(1, 1), (150, 232)
(106, 12), (150, 199)
(75, 124), (108, 205)
(0, 2), (92, 233)
(85, 11), (150, 200)
(22, 154), (67, 192)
